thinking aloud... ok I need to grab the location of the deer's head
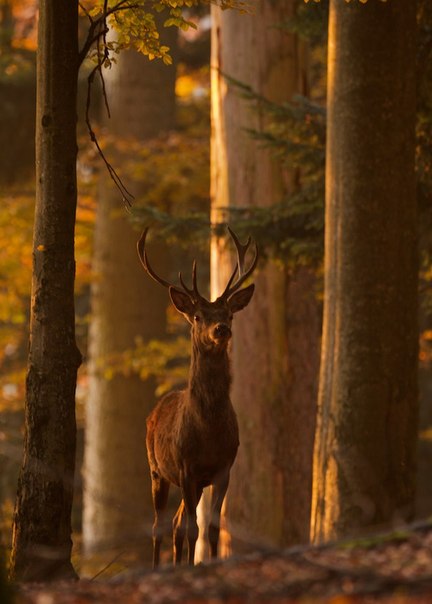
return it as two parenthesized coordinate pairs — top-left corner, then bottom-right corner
(137, 228), (258, 352)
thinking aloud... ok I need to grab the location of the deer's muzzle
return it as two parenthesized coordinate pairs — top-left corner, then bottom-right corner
(213, 323), (232, 341)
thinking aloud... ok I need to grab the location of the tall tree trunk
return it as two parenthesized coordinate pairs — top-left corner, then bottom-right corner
(83, 38), (177, 564)
(310, 0), (418, 544)
(10, 0), (80, 581)
(209, 0), (320, 554)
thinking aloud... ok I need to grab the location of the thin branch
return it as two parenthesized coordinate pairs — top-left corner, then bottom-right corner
(79, 0), (139, 205)
(100, 0), (111, 119)
(78, 31), (103, 67)
(85, 62), (135, 206)
(98, 59), (111, 119)
(103, 0), (109, 53)
(90, 550), (126, 581)
(78, 18), (100, 67)
(78, 1), (92, 22)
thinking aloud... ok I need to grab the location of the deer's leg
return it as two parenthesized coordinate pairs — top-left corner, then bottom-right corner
(180, 475), (203, 565)
(209, 471), (230, 559)
(151, 474), (170, 569)
(172, 499), (186, 565)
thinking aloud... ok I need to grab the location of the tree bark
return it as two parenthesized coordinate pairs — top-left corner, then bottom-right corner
(311, 0), (418, 544)
(208, 0), (320, 554)
(10, 0), (81, 581)
(83, 38), (177, 564)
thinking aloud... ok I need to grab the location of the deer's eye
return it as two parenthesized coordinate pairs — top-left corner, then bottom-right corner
(194, 315), (201, 322)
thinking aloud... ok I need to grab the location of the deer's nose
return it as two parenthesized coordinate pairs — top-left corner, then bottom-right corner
(213, 323), (232, 340)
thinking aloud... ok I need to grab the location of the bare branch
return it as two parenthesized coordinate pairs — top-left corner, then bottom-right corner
(78, 1), (92, 22)
(85, 62), (135, 207)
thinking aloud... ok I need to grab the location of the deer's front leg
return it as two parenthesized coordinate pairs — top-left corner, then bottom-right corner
(209, 470), (230, 559)
(180, 472), (202, 565)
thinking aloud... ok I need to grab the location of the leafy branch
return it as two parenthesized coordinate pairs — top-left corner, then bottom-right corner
(77, 0), (196, 205)
(79, 1), (146, 205)
(76, 0), (249, 205)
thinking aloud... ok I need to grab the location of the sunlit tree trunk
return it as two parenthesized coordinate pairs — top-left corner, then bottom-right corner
(205, 0), (319, 556)
(10, 0), (80, 581)
(310, 0), (418, 544)
(83, 39), (177, 565)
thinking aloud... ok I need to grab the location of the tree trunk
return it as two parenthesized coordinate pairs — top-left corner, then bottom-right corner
(83, 39), (177, 565)
(310, 0), (418, 544)
(10, 0), (80, 581)
(209, 0), (320, 554)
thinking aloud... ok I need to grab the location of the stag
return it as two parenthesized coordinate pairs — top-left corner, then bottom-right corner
(137, 227), (258, 568)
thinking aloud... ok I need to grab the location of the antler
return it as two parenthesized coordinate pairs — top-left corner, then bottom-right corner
(178, 261), (204, 301)
(137, 228), (172, 289)
(137, 229), (205, 302)
(219, 226), (258, 300)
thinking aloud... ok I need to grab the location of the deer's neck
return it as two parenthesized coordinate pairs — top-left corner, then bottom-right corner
(187, 342), (231, 411)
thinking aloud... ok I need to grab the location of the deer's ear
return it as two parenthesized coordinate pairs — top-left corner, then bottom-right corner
(228, 284), (255, 314)
(169, 287), (195, 319)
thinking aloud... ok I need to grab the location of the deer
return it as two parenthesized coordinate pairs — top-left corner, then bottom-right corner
(137, 227), (258, 568)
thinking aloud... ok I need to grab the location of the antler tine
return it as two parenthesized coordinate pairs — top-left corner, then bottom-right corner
(179, 260), (205, 301)
(138, 229), (208, 302)
(220, 226), (258, 300)
(179, 271), (193, 296)
(137, 228), (173, 289)
(192, 261), (199, 297)
(227, 226), (251, 275)
(222, 264), (238, 295)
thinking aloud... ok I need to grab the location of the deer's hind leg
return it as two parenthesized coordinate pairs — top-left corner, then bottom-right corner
(151, 472), (170, 569)
(172, 499), (186, 565)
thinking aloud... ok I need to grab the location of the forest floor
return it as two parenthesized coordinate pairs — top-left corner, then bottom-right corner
(15, 520), (432, 603)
